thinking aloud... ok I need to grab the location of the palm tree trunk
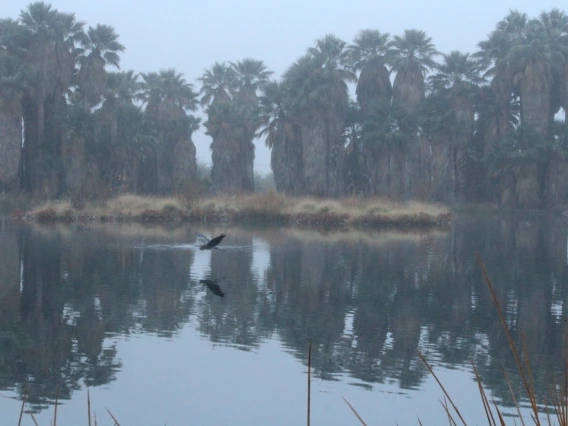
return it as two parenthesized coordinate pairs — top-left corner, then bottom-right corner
(37, 98), (45, 148)
(0, 102), (23, 191)
(520, 60), (552, 138)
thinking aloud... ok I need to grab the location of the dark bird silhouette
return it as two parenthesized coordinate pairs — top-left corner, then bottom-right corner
(196, 233), (226, 251)
(200, 279), (225, 297)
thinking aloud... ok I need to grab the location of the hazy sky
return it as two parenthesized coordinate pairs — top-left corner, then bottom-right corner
(4, 0), (564, 174)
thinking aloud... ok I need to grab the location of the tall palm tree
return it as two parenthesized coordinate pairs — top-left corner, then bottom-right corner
(96, 70), (147, 192)
(473, 11), (528, 204)
(475, 28), (518, 146)
(19, 2), (86, 195)
(507, 15), (564, 140)
(205, 100), (258, 193)
(230, 58), (272, 191)
(0, 18), (28, 191)
(230, 58), (272, 103)
(257, 80), (303, 194)
(202, 59), (271, 194)
(140, 69), (198, 117)
(197, 61), (235, 107)
(348, 29), (393, 115)
(428, 51), (484, 201)
(76, 24), (124, 107)
(139, 69), (199, 193)
(342, 101), (371, 195)
(102, 70), (139, 107)
(390, 29), (438, 132)
(387, 29), (437, 199)
(285, 35), (356, 196)
(538, 9), (568, 127)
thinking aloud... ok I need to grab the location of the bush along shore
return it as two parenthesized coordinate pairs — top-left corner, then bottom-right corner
(17, 193), (451, 229)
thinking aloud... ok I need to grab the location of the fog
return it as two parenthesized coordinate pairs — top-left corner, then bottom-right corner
(5, 0), (563, 173)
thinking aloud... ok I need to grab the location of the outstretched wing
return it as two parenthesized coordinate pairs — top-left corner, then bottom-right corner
(195, 232), (210, 244)
(201, 234), (225, 250)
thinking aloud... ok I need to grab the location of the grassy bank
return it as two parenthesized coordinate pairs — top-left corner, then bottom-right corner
(20, 192), (451, 229)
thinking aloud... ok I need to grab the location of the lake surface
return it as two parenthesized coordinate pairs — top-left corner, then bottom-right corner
(0, 213), (566, 425)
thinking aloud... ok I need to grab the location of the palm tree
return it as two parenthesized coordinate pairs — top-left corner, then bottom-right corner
(348, 29), (393, 115)
(201, 59), (271, 194)
(475, 28), (518, 147)
(390, 29), (438, 132)
(0, 18), (28, 191)
(139, 69), (199, 193)
(199, 62), (238, 193)
(507, 16), (563, 139)
(140, 69), (198, 116)
(542, 10), (568, 124)
(205, 100), (258, 193)
(285, 35), (356, 196)
(76, 24), (124, 107)
(100, 70), (139, 144)
(229, 58), (272, 191)
(95, 70), (148, 192)
(428, 51), (484, 201)
(230, 58), (272, 103)
(342, 101), (371, 195)
(257, 80), (303, 194)
(19, 2), (86, 196)
(473, 11), (528, 204)
(197, 61), (235, 107)
(102, 70), (139, 107)
(380, 29), (437, 199)
(472, 9), (568, 208)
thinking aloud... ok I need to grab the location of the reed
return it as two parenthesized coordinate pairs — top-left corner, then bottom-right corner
(342, 397), (367, 426)
(308, 340), (311, 426)
(106, 408), (121, 426)
(13, 390), (120, 426)
(413, 255), (568, 425)
(88, 387), (92, 426)
(53, 387), (59, 426)
(17, 389), (26, 426)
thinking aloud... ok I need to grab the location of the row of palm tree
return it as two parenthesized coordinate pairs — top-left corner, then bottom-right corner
(1, 3), (567, 207)
(0, 2), (203, 200)
(215, 9), (568, 206)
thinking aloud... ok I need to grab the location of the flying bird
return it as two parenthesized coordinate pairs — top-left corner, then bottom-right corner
(196, 233), (226, 251)
(200, 279), (225, 297)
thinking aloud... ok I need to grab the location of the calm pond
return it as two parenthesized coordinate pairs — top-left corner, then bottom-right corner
(0, 213), (566, 425)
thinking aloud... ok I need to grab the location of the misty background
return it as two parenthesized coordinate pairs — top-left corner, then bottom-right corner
(5, 0), (562, 173)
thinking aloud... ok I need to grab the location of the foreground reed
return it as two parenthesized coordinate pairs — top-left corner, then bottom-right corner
(16, 387), (120, 426)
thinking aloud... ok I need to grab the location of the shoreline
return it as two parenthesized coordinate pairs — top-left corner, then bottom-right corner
(15, 193), (452, 230)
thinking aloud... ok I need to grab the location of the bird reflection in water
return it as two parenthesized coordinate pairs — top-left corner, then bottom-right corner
(200, 279), (225, 297)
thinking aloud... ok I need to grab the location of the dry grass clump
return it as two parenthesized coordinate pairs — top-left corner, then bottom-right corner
(24, 193), (450, 228)
(103, 195), (182, 215)
(240, 191), (287, 214)
(28, 195), (186, 222)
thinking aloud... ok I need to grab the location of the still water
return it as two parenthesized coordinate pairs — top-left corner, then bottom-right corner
(0, 213), (566, 425)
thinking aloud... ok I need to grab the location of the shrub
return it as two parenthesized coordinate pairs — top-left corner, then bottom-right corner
(176, 178), (205, 211)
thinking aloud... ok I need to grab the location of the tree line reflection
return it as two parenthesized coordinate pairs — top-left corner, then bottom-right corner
(0, 216), (566, 411)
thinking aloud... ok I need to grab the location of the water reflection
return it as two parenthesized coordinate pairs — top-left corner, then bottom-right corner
(0, 215), (566, 416)
(200, 279), (225, 297)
